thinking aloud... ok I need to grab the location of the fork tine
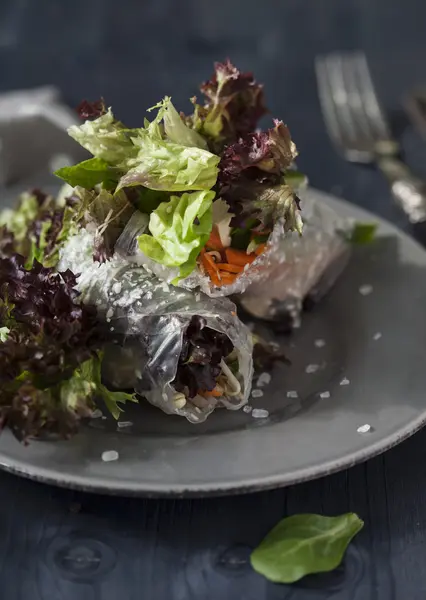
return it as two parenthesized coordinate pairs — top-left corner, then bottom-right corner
(316, 54), (372, 161)
(315, 56), (347, 150)
(316, 55), (359, 149)
(337, 53), (377, 144)
(351, 52), (391, 140)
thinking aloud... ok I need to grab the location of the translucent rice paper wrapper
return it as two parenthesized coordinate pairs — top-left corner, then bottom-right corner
(115, 211), (291, 298)
(58, 230), (253, 424)
(238, 191), (350, 328)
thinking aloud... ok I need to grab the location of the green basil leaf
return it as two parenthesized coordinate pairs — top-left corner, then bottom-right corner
(250, 513), (364, 584)
(55, 157), (117, 189)
(347, 222), (377, 245)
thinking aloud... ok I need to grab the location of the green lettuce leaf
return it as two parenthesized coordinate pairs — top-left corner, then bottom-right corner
(0, 191), (79, 268)
(67, 108), (140, 166)
(118, 131), (219, 192)
(138, 190), (214, 278)
(251, 513), (364, 584)
(74, 354), (138, 420)
(0, 192), (39, 242)
(0, 327), (9, 342)
(148, 97), (208, 149)
(55, 157), (118, 190)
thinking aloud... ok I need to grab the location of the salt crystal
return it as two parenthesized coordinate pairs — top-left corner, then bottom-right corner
(257, 372), (271, 387)
(305, 364), (319, 374)
(373, 332), (382, 341)
(319, 391), (330, 399)
(243, 405), (252, 413)
(135, 370), (142, 379)
(251, 389), (264, 398)
(162, 392), (168, 401)
(102, 450), (119, 462)
(117, 421), (133, 428)
(340, 377), (350, 386)
(357, 423), (372, 434)
(287, 390), (298, 399)
(112, 282), (122, 295)
(195, 293), (201, 302)
(162, 281), (170, 293)
(315, 339), (326, 348)
(106, 307), (114, 320)
(110, 326), (114, 332)
(252, 408), (269, 419)
(101, 416), (107, 420)
(359, 284), (373, 296)
(91, 409), (103, 419)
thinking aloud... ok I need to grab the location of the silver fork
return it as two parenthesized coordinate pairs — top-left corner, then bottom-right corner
(315, 51), (426, 226)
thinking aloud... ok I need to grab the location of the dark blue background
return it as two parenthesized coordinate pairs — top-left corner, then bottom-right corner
(1, 1), (426, 598)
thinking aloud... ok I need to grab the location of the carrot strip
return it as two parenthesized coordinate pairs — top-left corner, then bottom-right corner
(218, 272), (237, 285)
(255, 243), (266, 256)
(216, 263), (244, 274)
(225, 248), (256, 266)
(206, 226), (224, 251)
(199, 387), (223, 398)
(200, 250), (222, 286)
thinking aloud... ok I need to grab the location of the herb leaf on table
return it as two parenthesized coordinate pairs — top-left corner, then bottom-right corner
(250, 513), (364, 584)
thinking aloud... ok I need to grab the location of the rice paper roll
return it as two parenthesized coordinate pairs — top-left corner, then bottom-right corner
(238, 193), (350, 328)
(58, 229), (253, 423)
(115, 210), (296, 299)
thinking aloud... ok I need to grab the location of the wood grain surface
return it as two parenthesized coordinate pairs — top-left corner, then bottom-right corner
(1, 0), (426, 598)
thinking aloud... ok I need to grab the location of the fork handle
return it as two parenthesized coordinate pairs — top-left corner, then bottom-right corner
(377, 156), (426, 225)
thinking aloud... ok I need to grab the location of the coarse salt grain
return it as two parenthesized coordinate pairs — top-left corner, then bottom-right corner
(287, 390), (299, 399)
(252, 408), (269, 419)
(257, 372), (271, 387)
(315, 339), (326, 348)
(243, 405), (252, 413)
(112, 282), (122, 295)
(373, 332), (382, 341)
(195, 293), (201, 302)
(340, 377), (350, 386)
(357, 423), (371, 434)
(251, 389), (264, 398)
(91, 409), (103, 419)
(102, 450), (119, 462)
(305, 364), (319, 374)
(359, 284), (373, 296)
(117, 421), (133, 428)
(319, 391), (330, 399)
(135, 370), (142, 379)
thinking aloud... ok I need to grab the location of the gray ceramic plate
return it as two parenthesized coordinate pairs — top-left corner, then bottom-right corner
(1, 188), (426, 496)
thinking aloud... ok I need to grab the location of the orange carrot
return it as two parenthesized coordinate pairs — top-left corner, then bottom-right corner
(255, 243), (266, 256)
(200, 387), (223, 398)
(218, 272), (237, 285)
(200, 251), (222, 286)
(225, 248), (256, 266)
(206, 226), (224, 251)
(216, 263), (244, 274)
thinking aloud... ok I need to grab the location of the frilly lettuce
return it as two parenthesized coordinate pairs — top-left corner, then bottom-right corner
(150, 97), (208, 150)
(137, 190), (214, 278)
(67, 108), (140, 166)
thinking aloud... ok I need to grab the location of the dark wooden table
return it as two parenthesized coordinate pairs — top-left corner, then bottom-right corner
(1, 1), (426, 598)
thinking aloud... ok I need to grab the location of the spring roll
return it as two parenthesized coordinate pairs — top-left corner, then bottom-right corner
(238, 194), (351, 328)
(58, 229), (253, 423)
